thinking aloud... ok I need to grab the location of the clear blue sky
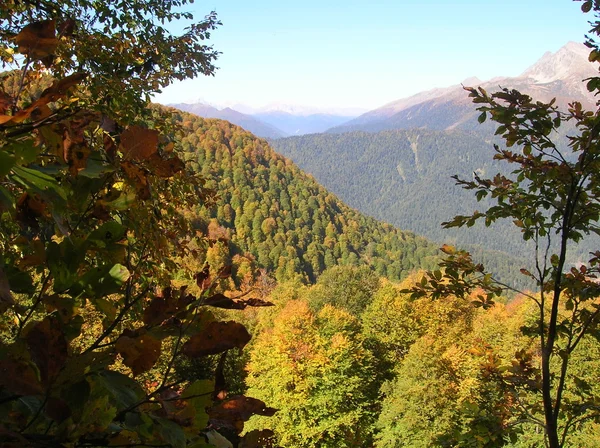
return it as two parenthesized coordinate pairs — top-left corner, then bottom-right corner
(154, 0), (593, 111)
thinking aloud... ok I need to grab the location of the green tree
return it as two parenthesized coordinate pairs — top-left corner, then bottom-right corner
(409, 4), (600, 445)
(305, 265), (380, 316)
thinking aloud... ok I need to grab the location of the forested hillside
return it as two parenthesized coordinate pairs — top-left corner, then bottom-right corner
(167, 109), (441, 283)
(271, 129), (596, 268)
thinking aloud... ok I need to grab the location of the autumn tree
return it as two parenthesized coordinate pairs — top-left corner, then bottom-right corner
(245, 300), (379, 447)
(0, 1), (274, 447)
(408, 2), (600, 446)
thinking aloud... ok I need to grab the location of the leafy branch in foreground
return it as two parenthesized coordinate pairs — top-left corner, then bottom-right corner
(0, 2), (275, 447)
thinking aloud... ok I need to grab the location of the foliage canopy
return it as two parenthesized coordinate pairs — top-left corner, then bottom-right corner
(0, 1), (275, 447)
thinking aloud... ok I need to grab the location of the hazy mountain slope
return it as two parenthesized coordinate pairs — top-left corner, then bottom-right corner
(254, 111), (355, 135)
(270, 129), (596, 269)
(329, 42), (597, 134)
(170, 102), (287, 139)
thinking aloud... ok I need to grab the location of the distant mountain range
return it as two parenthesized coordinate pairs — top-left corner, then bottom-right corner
(168, 102), (363, 138)
(169, 102), (287, 139)
(328, 42), (597, 134)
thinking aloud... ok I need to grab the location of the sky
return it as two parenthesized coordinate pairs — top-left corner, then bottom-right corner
(153, 0), (593, 112)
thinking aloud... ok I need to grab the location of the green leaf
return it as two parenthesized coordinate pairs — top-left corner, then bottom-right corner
(477, 112), (486, 124)
(87, 221), (127, 248)
(0, 151), (15, 176)
(182, 380), (214, 431)
(151, 415), (186, 448)
(79, 155), (116, 178)
(0, 186), (14, 212)
(11, 165), (66, 202)
(95, 370), (145, 412)
(109, 264), (130, 285)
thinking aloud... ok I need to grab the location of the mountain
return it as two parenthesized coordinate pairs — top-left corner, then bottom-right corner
(169, 102), (287, 139)
(271, 126), (596, 273)
(254, 110), (357, 135)
(329, 42), (598, 134)
(169, 109), (443, 283)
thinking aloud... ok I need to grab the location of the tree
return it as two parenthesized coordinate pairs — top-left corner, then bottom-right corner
(245, 300), (379, 447)
(408, 3), (600, 446)
(0, 2), (274, 446)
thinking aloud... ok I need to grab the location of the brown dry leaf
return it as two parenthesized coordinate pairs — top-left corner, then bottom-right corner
(194, 266), (211, 291)
(16, 193), (48, 228)
(209, 396), (277, 434)
(146, 153), (185, 178)
(57, 18), (76, 37)
(17, 238), (46, 269)
(0, 266), (15, 313)
(115, 331), (161, 376)
(204, 294), (274, 310)
(143, 297), (176, 327)
(15, 20), (58, 60)
(29, 103), (52, 122)
(120, 125), (159, 161)
(121, 161), (150, 200)
(182, 321), (251, 358)
(40, 72), (87, 102)
(0, 90), (12, 114)
(25, 316), (68, 387)
(46, 73), (87, 99)
(0, 357), (43, 396)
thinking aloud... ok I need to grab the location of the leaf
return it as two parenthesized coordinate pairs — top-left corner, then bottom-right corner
(183, 321), (251, 358)
(121, 161), (151, 200)
(204, 294), (274, 310)
(14, 20), (58, 60)
(109, 263), (130, 285)
(79, 156), (115, 178)
(205, 429), (233, 448)
(115, 331), (161, 376)
(0, 265), (15, 313)
(208, 395), (277, 434)
(95, 370), (146, 412)
(146, 153), (186, 177)
(87, 221), (127, 248)
(151, 415), (186, 448)
(582, 0), (593, 13)
(181, 380), (214, 431)
(0, 150), (15, 177)
(40, 72), (87, 101)
(120, 125), (159, 161)
(143, 296), (176, 326)
(0, 357), (44, 396)
(25, 316), (68, 387)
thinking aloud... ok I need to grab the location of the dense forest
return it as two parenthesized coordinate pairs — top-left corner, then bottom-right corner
(168, 110), (441, 283)
(271, 129), (596, 267)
